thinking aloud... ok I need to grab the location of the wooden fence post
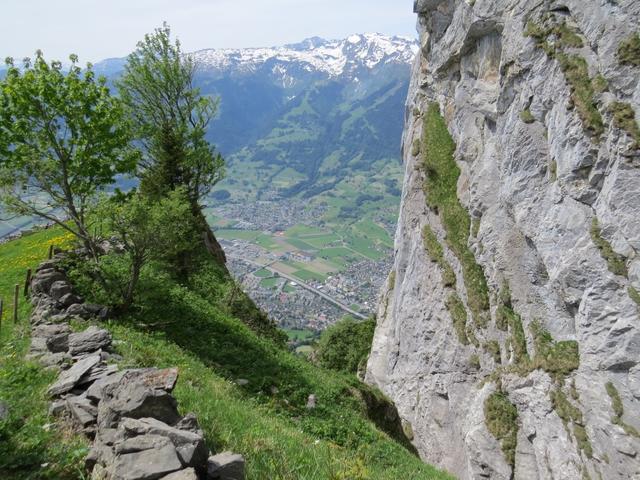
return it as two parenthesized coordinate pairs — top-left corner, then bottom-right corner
(13, 284), (19, 323)
(48, 244), (54, 259)
(24, 268), (32, 297)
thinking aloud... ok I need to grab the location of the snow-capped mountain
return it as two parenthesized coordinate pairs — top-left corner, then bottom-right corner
(90, 34), (416, 202)
(192, 33), (418, 80)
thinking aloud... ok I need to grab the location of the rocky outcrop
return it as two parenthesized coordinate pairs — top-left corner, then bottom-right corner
(367, 1), (640, 479)
(27, 257), (245, 480)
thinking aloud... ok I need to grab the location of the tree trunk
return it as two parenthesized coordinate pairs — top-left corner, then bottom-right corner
(122, 257), (142, 311)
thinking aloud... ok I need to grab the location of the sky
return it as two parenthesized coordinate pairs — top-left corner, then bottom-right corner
(1, 0), (417, 64)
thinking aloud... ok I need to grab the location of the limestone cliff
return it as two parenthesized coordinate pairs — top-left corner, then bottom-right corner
(366, 1), (640, 479)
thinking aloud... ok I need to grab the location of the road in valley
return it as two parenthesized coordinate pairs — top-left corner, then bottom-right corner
(227, 254), (368, 320)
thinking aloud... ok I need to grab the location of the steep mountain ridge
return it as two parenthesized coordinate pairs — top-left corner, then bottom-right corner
(367, 1), (640, 479)
(192, 33), (417, 82)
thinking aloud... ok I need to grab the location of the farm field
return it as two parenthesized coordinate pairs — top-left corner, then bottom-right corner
(215, 216), (392, 285)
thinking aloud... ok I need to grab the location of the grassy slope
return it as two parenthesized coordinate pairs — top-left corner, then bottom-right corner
(1, 228), (452, 480)
(0, 229), (89, 480)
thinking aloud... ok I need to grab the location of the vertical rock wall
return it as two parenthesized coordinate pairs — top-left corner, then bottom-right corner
(367, 1), (640, 478)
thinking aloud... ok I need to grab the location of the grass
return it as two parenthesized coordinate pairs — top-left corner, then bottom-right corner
(254, 268), (272, 278)
(445, 293), (469, 346)
(525, 17), (604, 139)
(610, 102), (640, 150)
(0, 228), (89, 480)
(590, 218), (628, 277)
(421, 103), (489, 327)
(606, 382), (639, 438)
(618, 32), (640, 66)
(551, 389), (593, 458)
(346, 237), (384, 261)
(530, 321), (579, 379)
(519, 109), (535, 124)
(260, 277), (280, 289)
(283, 329), (316, 342)
(7, 228), (452, 480)
(484, 392), (518, 467)
(215, 229), (262, 241)
(285, 238), (318, 252)
(422, 226), (456, 287)
(484, 341), (501, 365)
(557, 53), (604, 139)
(303, 234), (341, 249)
(495, 283), (528, 364)
(292, 269), (326, 283)
(319, 247), (356, 259)
(629, 286), (640, 308)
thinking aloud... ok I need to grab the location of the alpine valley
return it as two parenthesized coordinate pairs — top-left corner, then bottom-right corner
(1, 34), (419, 334)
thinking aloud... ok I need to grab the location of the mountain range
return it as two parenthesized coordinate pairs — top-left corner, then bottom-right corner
(2, 34), (417, 240)
(96, 33), (417, 206)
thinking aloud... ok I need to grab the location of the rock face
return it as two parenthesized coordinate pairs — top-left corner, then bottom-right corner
(366, 1), (640, 479)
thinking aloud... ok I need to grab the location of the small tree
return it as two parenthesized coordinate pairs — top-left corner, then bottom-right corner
(117, 24), (224, 205)
(0, 53), (138, 253)
(96, 188), (196, 310)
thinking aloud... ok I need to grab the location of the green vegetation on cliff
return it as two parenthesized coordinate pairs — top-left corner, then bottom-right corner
(610, 102), (640, 150)
(590, 218), (628, 277)
(422, 225), (456, 287)
(484, 391), (518, 467)
(421, 103), (489, 327)
(606, 382), (640, 438)
(617, 32), (640, 66)
(525, 17), (605, 139)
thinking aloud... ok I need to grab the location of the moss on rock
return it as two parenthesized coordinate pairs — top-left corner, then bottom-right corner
(590, 218), (628, 277)
(618, 32), (640, 66)
(421, 103), (489, 327)
(422, 225), (456, 287)
(484, 391), (519, 467)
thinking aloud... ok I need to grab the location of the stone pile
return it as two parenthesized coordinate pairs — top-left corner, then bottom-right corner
(27, 257), (245, 480)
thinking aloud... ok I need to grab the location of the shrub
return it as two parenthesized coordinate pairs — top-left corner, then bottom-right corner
(618, 33), (640, 66)
(557, 53), (604, 139)
(316, 317), (376, 373)
(422, 225), (456, 287)
(92, 189), (197, 310)
(484, 391), (519, 467)
(592, 74), (608, 94)
(421, 103), (490, 326)
(610, 102), (640, 150)
(446, 293), (470, 345)
(590, 218), (628, 277)
(530, 321), (579, 378)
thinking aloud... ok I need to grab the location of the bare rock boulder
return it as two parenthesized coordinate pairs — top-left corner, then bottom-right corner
(207, 452), (245, 480)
